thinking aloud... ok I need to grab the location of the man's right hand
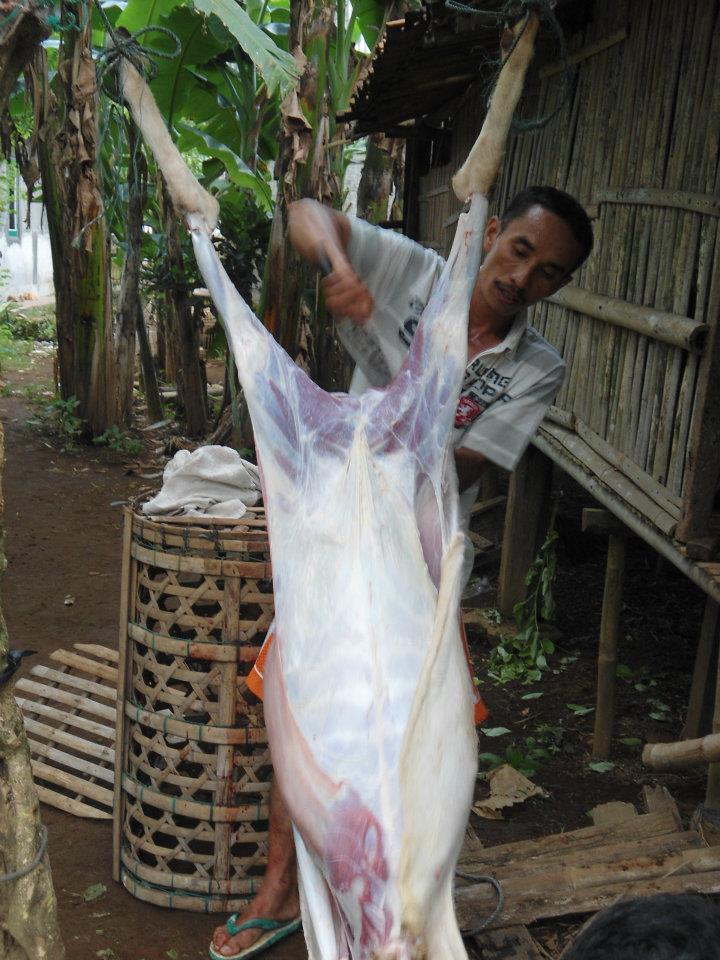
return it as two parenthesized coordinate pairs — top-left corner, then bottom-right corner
(288, 199), (374, 324)
(321, 261), (374, 323)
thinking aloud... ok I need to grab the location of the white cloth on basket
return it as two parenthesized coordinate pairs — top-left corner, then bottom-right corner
(141, 445), (261, 518)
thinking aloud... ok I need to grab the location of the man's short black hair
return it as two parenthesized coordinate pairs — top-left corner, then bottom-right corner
(562, 894), (720, 960)
(500, 184), (594, 271)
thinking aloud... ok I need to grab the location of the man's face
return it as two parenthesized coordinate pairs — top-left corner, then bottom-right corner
(474, 205), (585, 320)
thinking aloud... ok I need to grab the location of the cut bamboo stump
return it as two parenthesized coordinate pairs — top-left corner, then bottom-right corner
(113, 509), (274, 913)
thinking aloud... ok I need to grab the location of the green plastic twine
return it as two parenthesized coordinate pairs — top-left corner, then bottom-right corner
(444, 0), (575, 132)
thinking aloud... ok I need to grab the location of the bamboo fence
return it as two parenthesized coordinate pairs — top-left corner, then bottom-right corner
(417, 0), (720, 542)
(113, 509), (274, 913)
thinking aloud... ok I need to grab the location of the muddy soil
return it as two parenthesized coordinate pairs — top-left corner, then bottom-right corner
(1, 347), (711, 960)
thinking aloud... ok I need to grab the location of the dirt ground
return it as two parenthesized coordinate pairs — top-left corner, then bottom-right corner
(0, 346), (712, 959)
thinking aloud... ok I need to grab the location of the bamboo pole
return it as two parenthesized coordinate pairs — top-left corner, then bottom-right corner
(531, 431), (720, 605)
(214, 573), (241, 887)
(540, 422), (677, 535)
(545, 286), (706, 352)
(683, 597), (720, 741)
(592, 532), (626, 759)
(643, 732), (720, 771)
(706, 630), (720, 806)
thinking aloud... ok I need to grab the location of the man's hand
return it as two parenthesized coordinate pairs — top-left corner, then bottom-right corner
(288, 199), (374, 323)
(321, 261), (374, 323)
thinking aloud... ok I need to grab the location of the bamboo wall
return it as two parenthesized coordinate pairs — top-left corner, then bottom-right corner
(417, 0), (720, 540)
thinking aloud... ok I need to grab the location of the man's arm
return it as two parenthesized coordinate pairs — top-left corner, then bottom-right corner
(287, 200), (373, 322)
(455, 447), (490, 492)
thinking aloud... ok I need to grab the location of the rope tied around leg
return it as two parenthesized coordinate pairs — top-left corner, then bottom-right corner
(443, 0), (575, 132)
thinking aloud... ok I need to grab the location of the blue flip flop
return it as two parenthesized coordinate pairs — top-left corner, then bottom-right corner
(209, 916), (302, 960)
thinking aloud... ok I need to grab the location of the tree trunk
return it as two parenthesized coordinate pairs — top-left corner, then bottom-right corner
(136, 303), (164, 423)
(0, 1), (50, 117)
(356, 134), (404, 226)
(261, 0), (339, 388)
(115, 123), (145, 424)
(0, 426), (65, 960)
(157, 180), (208, 438)
(30, 5), (119, 437)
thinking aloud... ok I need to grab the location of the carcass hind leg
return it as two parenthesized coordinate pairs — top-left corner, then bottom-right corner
(424, 881), (469, 960)
(295, 829), (349, 960)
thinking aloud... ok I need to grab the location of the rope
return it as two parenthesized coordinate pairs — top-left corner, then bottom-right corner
(455, 870), (504, 934)
(0, 826), (48, 884)
(93, 0), (182, 86)
(444, 0), (575, 132)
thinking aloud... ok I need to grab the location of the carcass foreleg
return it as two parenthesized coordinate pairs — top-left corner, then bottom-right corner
(452, 12), (540, 200)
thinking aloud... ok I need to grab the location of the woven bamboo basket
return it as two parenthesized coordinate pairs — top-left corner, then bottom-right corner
(113, 508), (274, 913)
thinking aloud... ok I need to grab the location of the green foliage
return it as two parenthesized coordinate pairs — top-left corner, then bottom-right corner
(29, 395), (83, 448)
(479, 722), (564, 778)
(0, 325), (34, 373)
(93, 425), (142, 455)
(588, 761), (615, 774)
(487, 528), (560, 685)
(0, 302), (56, 342)
(215, 187), (271, 304)
(566, 703), (594, 716)
(191, 0), (300, 99)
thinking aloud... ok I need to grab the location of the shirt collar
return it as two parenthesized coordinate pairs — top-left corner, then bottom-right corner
(467, 307), (528, 367)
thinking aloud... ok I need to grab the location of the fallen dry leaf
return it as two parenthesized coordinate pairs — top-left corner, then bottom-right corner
(473, 764), (548, 820)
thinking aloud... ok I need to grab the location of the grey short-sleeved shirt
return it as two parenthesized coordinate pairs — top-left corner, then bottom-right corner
(342, 214), (566, 477)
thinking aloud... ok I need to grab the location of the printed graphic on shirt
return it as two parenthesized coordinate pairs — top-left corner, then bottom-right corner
(455, 394), (482, 428)
(398, 296), (425, 347)
(398, 301), (515, 429)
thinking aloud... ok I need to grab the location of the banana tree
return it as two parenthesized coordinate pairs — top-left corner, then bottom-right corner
(256, 0), (387, 391)
(28, 3), (120, 437)
(111, 0), (296, 436)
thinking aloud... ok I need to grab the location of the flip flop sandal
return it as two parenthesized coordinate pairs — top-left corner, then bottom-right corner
(208, 916), (302, 960)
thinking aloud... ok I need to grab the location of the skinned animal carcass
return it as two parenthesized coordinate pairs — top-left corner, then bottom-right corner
(191, 194), (484, 959)
(119, 14), (539, 958)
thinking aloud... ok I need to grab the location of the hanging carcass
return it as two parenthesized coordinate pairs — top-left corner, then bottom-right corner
(119, 13), (538, 958)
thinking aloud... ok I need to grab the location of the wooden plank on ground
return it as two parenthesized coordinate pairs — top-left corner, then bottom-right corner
(456, 809), (678, 871)
(15, 678), (116, 721)
(642, 784), (683, 828)
(589, 800), (637, 826)
(483, 832), (702, 881)
(462, 825), (541, 959)
(472, 926), (543, 959)
(27, 664), (117, 702)
(457, 869), (720, 931)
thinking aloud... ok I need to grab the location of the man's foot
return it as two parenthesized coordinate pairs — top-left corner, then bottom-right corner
(210, 885), (301, 958)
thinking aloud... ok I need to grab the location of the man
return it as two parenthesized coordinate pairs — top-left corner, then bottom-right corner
(563, 893), (720, 959)
(210, 184), (593, 959)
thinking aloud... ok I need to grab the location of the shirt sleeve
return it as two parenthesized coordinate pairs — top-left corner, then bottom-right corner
(345, 216), (444, 314)
(457, 359), (566, 472)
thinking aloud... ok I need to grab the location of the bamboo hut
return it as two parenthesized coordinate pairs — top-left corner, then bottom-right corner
(343, 0), (720, 758)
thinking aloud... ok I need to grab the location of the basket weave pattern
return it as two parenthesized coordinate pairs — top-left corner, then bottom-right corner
(114, 510), (274, 912)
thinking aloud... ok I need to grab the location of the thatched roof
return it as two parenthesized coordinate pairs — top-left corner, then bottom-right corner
(341, 0), (595, 135)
